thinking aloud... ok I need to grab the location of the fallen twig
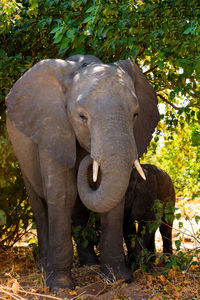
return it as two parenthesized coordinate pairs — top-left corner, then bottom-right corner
(0, 285), (63, 300)
(0, 286), (24, 300)
(0, 284), (88, 300)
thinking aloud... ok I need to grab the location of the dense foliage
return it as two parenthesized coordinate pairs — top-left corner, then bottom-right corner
(0, 0), (199, 246)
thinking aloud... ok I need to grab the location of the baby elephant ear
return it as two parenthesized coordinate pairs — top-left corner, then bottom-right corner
(6, 59), (77, 168)
(115, 59), (160, 157)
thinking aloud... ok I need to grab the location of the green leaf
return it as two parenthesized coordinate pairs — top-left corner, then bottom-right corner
(176, 213), (182, 220)
(86, 5), (97, 13)
(67, 29), (75, 40)
(50, 25), (61, 34)
(60, 37), (69, 50)
(53, 28), (64, 44)
(195, 215), (200, 224)
(183, 26), (194, 35)
(30, 0), (39, 9)
(145, 49), (153, 56)
(191, 129), (200, 146)
(82, 15), (94, 24)
(170, 91), (176, 100)
(157, 61), (164, 68)
(175, 240), (181, 251)
(178, 221), (183, 228)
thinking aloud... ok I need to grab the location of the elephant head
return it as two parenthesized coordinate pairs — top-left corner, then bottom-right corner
(6, 54), (160, 213)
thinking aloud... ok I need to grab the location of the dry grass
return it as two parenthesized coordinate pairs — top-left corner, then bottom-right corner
(0, 246), (200, 300)
(0, 247), (110, 299)
(1, 198), (200, 299)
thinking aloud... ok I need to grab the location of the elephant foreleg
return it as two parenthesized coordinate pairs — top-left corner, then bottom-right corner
(39, 148), (77, 290)
(23, 174), (48, 269)
(100, 200), (132, 283)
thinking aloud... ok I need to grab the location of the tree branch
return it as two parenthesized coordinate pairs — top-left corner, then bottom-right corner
(144, 65), (158, 74)
(137, 47), (146, 58)
(157, 94), (191, 110)
(156, 85), (172, 92)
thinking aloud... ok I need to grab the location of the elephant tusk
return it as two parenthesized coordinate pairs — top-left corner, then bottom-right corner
(93, 160), (99, 182)
(134, 159), (146, 180)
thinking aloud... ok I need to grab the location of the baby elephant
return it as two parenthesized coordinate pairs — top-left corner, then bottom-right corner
(124, 164), (175, 267)
(73, 164), (175, 269)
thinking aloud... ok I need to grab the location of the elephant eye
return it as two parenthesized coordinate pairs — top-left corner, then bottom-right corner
(79, 112), (88, 124)
(133, 112), (138, 124)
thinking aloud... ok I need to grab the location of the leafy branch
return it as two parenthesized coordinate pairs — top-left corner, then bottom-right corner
(157, 94), (192, 110)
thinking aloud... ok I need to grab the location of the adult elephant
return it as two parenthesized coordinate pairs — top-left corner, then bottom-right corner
(6, 54), (160, 290)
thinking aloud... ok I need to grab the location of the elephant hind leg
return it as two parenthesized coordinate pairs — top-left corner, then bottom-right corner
(160, 219), (173, 254)
(7, 119), (48, 267)
(23, 174), (48, 269)
(146, 232), (156, 261)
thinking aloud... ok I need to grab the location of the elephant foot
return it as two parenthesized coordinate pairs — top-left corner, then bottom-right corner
(46, 269), (74, 291)
(101, 258), (132, 283)
(77, 244), (99, 266)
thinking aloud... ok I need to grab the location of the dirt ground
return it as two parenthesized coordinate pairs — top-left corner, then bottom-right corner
(0, 198), (200, 299)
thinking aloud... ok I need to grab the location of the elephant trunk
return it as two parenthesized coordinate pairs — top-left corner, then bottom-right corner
(77, 115), (138, 213)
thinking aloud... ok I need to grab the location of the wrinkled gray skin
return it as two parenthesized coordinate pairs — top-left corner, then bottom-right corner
(6, 55), (159, 290)
(124, 164), (175, 268)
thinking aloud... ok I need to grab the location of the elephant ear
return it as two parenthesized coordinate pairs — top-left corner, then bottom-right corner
(6, 59), (78, 168)
(115, 59), (160, 157)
